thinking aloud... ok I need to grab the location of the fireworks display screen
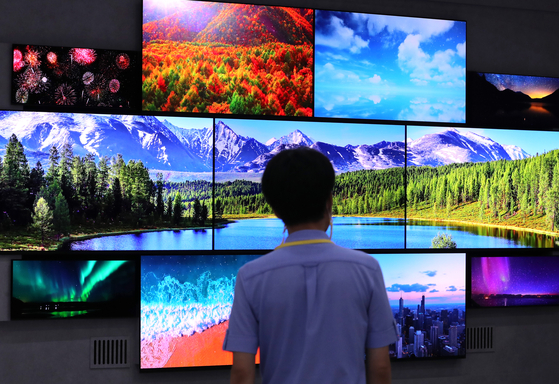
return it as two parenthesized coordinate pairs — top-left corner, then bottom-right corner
(372, 253), (466, 359)
(142, 0), (313, 116)
(315, 11), (465, 123)
(12, 44), (139, 109)
(140, 254), (262, 368)
(470, 256), (559, 308)
(467, 71), (559, 128)
(11, 259), (137, 319)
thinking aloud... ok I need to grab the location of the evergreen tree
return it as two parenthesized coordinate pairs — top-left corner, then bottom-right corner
(193, 198), (202, 225)
(172, 192), (183, 225)
(31, 197), (53, 246)
(53, 192), (71, 239)
(201, 202), (209, 225)
(155, 173), (164, 219)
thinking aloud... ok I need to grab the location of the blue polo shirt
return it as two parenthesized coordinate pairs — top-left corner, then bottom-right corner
(223, 230), (399, 384)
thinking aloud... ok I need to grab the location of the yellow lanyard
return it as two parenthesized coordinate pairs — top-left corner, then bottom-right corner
(275, 239), (334, 250)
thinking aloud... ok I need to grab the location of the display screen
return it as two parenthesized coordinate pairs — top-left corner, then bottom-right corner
(140, 251), (465, 368)
(315, 11), (465, 123)
(470, 255), (559, 307)
(0, 110), (213, 251)
(467, 71), (559, 128)
(11, 259), (136, 319)
(372, 252), (466, 359)
(142, 0), (313, 116)
(12, 44), (138, 109)
(140, 254), (262, 368)
(213, 119), (405, 250)
(406, 126), (559, 248)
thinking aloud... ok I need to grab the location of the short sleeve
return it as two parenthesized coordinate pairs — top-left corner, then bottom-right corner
(222, 267), (259, 354)
(366, 266), (400, 349)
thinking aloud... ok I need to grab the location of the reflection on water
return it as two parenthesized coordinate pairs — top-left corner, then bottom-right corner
(65, 217), (558, 250)
(406, 219), (557, 248)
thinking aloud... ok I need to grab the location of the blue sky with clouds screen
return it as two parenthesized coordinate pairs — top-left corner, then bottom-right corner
(315, 11), (466, 123)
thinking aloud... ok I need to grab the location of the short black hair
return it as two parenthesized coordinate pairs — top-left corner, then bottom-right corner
(262, 147), (335, 226)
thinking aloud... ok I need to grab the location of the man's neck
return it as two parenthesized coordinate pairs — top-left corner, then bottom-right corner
(285, 220), (329, 235)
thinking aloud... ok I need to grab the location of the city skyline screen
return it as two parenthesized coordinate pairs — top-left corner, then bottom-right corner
(470, 256), (559, 308)
(11, 259), (137, 319)
(373, 252), (466, 359)
(140, 252), (465, 368)
(12, 44), (138, 109)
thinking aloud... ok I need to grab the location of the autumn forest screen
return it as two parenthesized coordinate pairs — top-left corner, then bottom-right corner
(142, 0), (313, 116)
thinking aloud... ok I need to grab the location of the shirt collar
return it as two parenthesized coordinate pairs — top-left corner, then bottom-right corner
(284, 229), (329, 243)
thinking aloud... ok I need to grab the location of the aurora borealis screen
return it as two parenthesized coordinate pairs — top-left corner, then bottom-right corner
(470, 256), (559, 308)
(12, 44), (139, 109)
(140, 254), (262, 369)
(11, 259), (137, 319)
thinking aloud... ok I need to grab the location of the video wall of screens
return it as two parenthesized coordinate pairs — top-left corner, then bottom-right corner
(11, 259), (137, 319)
(1, 109), (558, 252)
(373, 252), (466, 359)
(470, 255), (559, 308)
(467, 71), (559, 128)
(140, 251), (465, 369)
(141, 0), (466, 124)
(12, 45), (139, 110)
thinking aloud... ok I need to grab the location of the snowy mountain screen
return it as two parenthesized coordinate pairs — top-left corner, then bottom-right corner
(1, 110), (557, 251)
(0, 110), (214, 251)
(213, 119), (406, 250)
(315, 11), (466, 123)
(406, 126), (559, 249)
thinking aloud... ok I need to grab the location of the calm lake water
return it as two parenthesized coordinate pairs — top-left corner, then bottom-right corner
(66, 217), (557, 250)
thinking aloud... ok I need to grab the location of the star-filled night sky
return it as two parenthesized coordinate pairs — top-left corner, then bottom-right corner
(471, 256), (559, 295)
(12, 260), (134, 303)
(483, 73), (559, 99)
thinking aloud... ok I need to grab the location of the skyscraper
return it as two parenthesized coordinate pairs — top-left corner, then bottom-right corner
(449, 325), (458, 347)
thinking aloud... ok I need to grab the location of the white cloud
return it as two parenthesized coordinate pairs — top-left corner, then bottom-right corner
(368, 74), (382, 84)
(456, 42), (466, 58)
(398, 98), (465, 123)
(369, 95), (381, 104)
(324, 62), (335, 71)
(316, 16), (370, 54)
(397, 34), (465, 87)
(356, 13), (455, 40)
